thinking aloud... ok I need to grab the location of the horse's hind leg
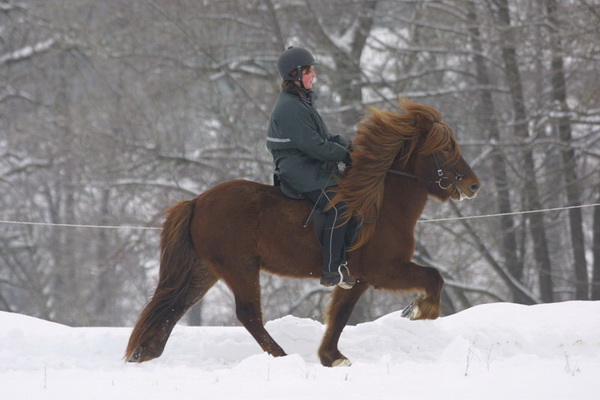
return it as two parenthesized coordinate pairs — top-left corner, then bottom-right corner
(126, 263), (218, 362)
(220, 266), (287, 357)
(318, 282), (369, 367)
(185, 265), (220, 315)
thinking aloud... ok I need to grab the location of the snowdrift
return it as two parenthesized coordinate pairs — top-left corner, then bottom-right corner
(1, 301), (599, 400)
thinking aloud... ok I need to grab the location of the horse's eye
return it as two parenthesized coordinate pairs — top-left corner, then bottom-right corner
(442, 146), (451, 152)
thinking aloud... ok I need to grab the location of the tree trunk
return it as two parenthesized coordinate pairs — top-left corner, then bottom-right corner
(592, 184), (600, 300)
(95, 188), (113, 324)
(467, 1), (525, 302)
(545, 0), (588, 300)
(495, 0), (553, 303)
(306, 0), (378, 129)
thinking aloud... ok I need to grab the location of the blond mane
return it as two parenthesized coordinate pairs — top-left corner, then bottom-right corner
(331, 99), (460, 249)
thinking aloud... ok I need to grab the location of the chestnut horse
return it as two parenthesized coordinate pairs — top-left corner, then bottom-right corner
(125, 99), (481, 367)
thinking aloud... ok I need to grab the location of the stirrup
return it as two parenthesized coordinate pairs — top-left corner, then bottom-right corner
(320, 263), (355, 289)
(337, 263), (355, 289)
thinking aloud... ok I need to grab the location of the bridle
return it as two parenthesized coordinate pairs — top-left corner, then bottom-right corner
(357, 149), (475, 226)
(387, 151), (473, 191)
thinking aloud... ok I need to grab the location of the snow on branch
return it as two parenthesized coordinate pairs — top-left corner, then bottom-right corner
(0, 85), (34, 104)
(0, 36), (59, 66)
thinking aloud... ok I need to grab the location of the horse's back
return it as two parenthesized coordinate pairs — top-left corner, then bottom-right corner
(190, 179), (321, 276)
(193, 179), (288, 218)
(191, 179), (276, 233)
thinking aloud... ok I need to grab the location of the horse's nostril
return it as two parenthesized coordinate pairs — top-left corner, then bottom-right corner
(470, 183), (480, 193)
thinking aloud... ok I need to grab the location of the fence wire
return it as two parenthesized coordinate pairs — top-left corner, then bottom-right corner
(1, 203), (599, 230)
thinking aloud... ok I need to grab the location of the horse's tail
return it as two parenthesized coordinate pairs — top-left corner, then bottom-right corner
(125, 200), (199, 362)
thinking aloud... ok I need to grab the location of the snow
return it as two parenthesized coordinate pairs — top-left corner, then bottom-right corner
(0, 37), (58, 66)
(1, 301), (599, 399)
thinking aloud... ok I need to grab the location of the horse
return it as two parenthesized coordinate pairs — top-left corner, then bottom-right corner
(125, 99), (481, 367)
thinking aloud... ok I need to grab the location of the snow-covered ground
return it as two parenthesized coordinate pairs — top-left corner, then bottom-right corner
(1, 301), (598, 400)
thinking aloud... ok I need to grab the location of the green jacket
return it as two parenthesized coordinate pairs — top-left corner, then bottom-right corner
(266, 87), (351, 193)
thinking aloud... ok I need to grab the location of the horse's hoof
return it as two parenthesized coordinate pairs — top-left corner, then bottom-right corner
(126, 346), (148, 363)
(126, 350), (142, 363)
(401, 302), (413, 318)
(332, 358), (352, 367)
(401, 302), (420, 320)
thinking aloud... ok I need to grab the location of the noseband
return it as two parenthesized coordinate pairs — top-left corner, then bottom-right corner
(387, 152), (473, 191)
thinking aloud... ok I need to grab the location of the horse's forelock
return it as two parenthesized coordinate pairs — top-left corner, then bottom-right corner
(420, 121), (462, 164)
(405, 101), (462, 164)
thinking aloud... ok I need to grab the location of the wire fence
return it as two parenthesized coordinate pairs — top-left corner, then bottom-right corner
(1, 202), (599, 230)
(418, 202), (600, 223)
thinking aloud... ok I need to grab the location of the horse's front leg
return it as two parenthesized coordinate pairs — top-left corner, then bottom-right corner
(318, 282), (369, 367)
(382, 261), (444, 320)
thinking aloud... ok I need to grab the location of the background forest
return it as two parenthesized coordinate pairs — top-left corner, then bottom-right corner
(1, 0), (599, 328)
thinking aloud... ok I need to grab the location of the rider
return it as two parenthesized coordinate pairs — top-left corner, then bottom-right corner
(266, 46), (357, 289)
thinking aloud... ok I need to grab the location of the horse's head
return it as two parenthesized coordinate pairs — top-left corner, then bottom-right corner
(333, 100), (480, 249)
(391, 101), (480, 202)
(413, 128), (480, 202)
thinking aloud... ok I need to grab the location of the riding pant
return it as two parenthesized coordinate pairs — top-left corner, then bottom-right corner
(302, 187), (359, 274)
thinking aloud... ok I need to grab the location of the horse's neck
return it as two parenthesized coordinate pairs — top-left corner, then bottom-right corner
(381, 177), (428, 228)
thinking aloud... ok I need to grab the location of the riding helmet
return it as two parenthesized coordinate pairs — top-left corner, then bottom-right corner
(277, 47), (319, 81)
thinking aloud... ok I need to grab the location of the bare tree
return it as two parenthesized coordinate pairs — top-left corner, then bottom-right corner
(544, 0), (588, 299)
(2, 0), (599, 327)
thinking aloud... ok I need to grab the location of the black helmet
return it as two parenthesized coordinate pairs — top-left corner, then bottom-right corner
(277, 47), (318, 81)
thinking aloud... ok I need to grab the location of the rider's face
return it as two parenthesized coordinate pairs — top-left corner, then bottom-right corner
(301, 66), (317, 89)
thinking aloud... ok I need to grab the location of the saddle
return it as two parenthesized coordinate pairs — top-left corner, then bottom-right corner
(279, 180), (306, 201)
(273, 174), (328, 237)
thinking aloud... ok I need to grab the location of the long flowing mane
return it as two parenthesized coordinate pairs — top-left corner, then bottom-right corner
(331, 99), (461, 249)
